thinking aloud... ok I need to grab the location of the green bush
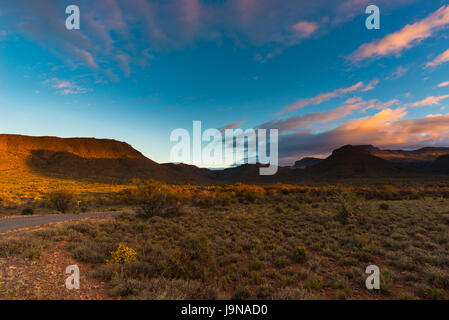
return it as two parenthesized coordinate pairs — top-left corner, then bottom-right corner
(132, 179), (183, 218)
(21, 207), (34, 215)
(428, 288), (446, 300)
(274, 257), (290, 269)
(166, 233), (217, 281)
(292, 246), (308, 263)
(232, 286), (252, 300)
(336, 286), (352, 300)
(49, 191), (74, 213)
(248, 259), (262, 271)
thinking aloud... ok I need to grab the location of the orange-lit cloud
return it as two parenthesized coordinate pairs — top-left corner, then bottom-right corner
(221, 121), (247, 131)
(438, 81), (449, 88)
(426, 48), (449, 68)
(291, 21), (319, 39)
(350, 5), (449, 61)
(277, 81), (376, 115)
(408, 94), (449, 107)
(262, 101), (364, 131)
(278, 108), (449, 164)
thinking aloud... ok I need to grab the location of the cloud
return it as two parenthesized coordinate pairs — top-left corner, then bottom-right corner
(360, 79), (379, 92)
(3, 0), (419, 79)
(291, 21), (319, 39)
(277, 81), (375, 115)
(438, 81), (449, 88)
(408, 94), (449, 107)
(116, 53), (131, 78)
(389, 66), (409, 80)
(350, 5), (449, 61)
(220, 121), (246, 131)
(426, 48), (449, 68)
(74, 48), (98, 69)
(46, 78), (89, 95)
(261, 101), (364, 131)
(277, 108), (449, 164)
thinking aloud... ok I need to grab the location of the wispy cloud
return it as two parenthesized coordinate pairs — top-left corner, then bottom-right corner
(291, 21), (319, 39)
(220, 121), (247, 131)
(426, 48), (449, 68)
(277, 81), (376, 115)
(438, 81), (449, 88)
(408, 94), (449, 107)
(46, 78), (89, 95)
(350, 5), (449, 61)
(388, 66), (409, 80)
(262, 101), (363, 132)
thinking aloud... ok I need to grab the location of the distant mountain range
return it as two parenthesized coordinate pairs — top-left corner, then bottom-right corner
(1, 134), (449, 185)
(292, 144), (449, 174)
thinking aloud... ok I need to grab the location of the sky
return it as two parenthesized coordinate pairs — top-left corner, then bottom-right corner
(1, 0), (449, 166)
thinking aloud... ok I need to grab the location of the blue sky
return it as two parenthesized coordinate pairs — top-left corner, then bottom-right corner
(1, 0), (449, 166)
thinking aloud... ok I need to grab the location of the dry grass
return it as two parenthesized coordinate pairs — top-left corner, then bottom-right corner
(1, 181), (448, 300)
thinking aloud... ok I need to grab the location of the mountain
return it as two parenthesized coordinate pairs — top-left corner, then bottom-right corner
(0, 134), (209, 184)
(429, 154), (449, 174)
(358, 145), (449, 167)
(303, 145), (413, 179)
(293, 157), (323, 168)
(162, 162), (217, 180)
(3, 133), (448, 187)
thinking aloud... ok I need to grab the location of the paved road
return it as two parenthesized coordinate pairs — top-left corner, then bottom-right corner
(0, 212), (123, 233)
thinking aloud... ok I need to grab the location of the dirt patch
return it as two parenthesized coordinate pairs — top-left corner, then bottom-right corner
(0, 241), (114, 300)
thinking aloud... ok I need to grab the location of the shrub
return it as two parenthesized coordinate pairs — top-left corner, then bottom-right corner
(132, 179), (183, 218)
(232, 286), (252, 300)
(0, 238), (43, 260)
(304, 277), (323, 290)
(248, 259), (263, 271)
(336, 286), (352, 300)
(69, 242), (110, 263)
(292, 246), (308, 263)
(379, 203), (389, 210)
(166, 233), (217, 281)
(428, 288), (446, 300)
(335, 192), (360, 224)
(106, 243), (138, 264)
(274, 257), (290, 269)
(49, 191), (74, 213)
(256, 284), (275, 299)
(21, 207), (34, 215)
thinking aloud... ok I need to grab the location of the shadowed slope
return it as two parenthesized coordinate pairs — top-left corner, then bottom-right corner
(0, 134), (210, 184)
(303, 145), (413, 179)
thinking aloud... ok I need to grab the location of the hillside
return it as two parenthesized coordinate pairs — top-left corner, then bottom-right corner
(303, 145), (413, 179)
(0, 134), (210, 202)
(429, 154), (449, 174)
(293, 157), (323, 168)
(358, 145), (449, 167)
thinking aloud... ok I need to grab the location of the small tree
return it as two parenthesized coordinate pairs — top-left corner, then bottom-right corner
(335, 191), (360, 225)
(132, 179), (183, 218)
(49, 191), (74, 213)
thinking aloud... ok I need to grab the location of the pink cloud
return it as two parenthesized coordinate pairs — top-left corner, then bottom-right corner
(426, 48), (449, 68)
(74, 48), (98, 69)
(278, 108), (449, 164)
(262, 102), (364, 131)
(47, 78), (89, 95)
(350, 5), (449, 61)
(116, 54), (131, 78)
(408, 94), (449, 107)
(277, 81), (371, 115)
(220, 121), (247, 131)
(438, 81), (449, 88)
(291, 21), (319, 39)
